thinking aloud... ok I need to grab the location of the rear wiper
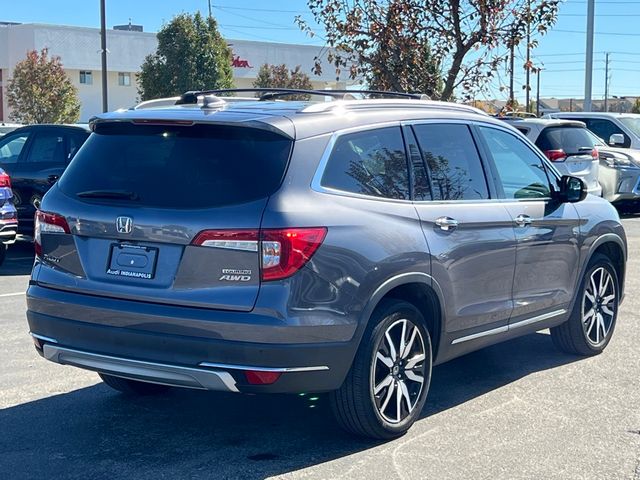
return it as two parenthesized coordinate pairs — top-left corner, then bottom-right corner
(76, 189), (140, 201)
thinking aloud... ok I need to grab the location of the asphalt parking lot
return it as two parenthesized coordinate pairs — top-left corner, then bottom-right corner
(2, 220), (640, 480)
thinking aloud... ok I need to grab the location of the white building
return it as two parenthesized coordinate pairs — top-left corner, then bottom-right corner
(0, 22), (351, 122)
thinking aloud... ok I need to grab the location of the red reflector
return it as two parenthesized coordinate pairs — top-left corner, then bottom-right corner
(544, 149), (566, 162)
(0, 172), (11, 188)
(261, 227), (327, 281)
(244, 370), (282, 385)
(592, 148), (599, 160)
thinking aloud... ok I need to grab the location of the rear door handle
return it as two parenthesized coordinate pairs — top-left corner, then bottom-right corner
(515, 214), (532, 227)
(435, 216), (459, 231)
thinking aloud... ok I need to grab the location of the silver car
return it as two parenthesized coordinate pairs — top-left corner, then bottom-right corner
(507, 119), (602, 197)
(546, 112), (640, 151)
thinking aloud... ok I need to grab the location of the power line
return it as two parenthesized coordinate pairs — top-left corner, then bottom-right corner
(212, 4), (310, 14)
(554, 29), (640, 37)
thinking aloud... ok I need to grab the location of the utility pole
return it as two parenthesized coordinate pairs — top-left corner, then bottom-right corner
(509, 39), (515, 108)
(100, 0), (108, 113)
(525, 0), (531, 112)
(208, 0), (212, 18)
(584, 0), (595, 112)
(536, 69), (542, 117)
(604, 52), (610, 112)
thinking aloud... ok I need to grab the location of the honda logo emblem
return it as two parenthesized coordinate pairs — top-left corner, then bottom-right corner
(116, 216), (133, 234)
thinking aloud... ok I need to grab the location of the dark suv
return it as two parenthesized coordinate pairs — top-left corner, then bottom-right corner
(0, 124), (90, 234)
(27, 90), (626, 439)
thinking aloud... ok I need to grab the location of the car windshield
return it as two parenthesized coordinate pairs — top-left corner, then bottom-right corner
(620, 117), (640, 137)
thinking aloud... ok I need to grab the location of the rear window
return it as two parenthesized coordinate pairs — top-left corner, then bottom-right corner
(535, 127), (596, 155)
(58, 123), (292, 209)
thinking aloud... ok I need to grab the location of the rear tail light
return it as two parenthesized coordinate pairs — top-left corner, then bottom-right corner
(592, 148), (599, 160)
(544, 149), (567, 162)
(34, 211), (70, 256)
(0, 172), (11, 188)
(191, 227), (327, 281)
(244, 370), (282, 385)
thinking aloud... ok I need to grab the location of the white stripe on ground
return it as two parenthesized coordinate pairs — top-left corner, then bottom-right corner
(0, 292), (24, 298)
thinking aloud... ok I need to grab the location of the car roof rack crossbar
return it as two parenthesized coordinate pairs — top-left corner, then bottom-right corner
(177, 88), (429, 104)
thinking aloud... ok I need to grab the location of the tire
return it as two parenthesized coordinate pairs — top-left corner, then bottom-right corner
(551, 253), (619, 356)
(99, 373), (171, 396)
(331, 299), (432, 439)
(0, 244), (6, 267)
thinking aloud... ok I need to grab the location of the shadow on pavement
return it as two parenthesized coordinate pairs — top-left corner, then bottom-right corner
(0, 332), (582, 480)
(1, 240), (34, 276)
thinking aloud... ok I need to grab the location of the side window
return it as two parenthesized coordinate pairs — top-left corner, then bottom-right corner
(321, 127), (410, 200)
(0, 134), (30, 164)
(25, 132), (66, 163)
(586, 119), (631, 148)
(67, 131), (89, 161)
(412, 123), (489, 201)
(479, 127), (551, 200)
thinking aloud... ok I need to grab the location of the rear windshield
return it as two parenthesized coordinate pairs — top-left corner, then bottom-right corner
(58, 123), (292, 209)
(535, 126), (596, 155)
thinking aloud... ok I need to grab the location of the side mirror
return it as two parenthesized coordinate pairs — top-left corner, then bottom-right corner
(557, 175), (587, 203)
(609, 133), (625, 146)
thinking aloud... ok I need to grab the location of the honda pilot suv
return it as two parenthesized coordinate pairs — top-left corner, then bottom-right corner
(27, 89), (627, 439)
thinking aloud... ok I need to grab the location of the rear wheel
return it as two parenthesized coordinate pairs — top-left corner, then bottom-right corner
(99, 373), (171, 396)
(331, 299), (432, 439)
(551, 253), (619, 356)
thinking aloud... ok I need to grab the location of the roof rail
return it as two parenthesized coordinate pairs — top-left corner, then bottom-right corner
(177, 88), (430, 104)
(301, 99), (488, 116)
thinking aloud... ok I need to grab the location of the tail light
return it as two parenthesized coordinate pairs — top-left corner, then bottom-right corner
(0, 172), (11, 188)
(244, 370), (282, 385)
(544, 149), (566, 162)
(592, 148), (599, 160)
(192, 227), (327, 281)
(34, 211), (70, 256)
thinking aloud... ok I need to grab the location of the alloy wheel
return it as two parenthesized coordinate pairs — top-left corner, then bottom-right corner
(582, 267), (616, 347)
(371, 318), (427, 424)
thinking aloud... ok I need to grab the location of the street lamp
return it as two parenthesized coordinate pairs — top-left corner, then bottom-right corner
(100, 0), (108, 113)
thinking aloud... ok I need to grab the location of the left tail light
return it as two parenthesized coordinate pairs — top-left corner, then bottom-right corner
(0, 172), (10, 188)
(34, 211), (70, 256)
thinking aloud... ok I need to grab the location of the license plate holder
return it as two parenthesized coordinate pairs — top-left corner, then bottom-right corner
(107, 243), (158, 280)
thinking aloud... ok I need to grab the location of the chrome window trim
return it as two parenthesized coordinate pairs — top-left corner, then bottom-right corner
(451, 309), (567, 345)
(199, 362), (330, 373)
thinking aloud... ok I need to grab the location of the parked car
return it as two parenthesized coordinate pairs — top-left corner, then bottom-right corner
(0, 167), (18, 266)
(27, 89), (626, 439)
(0, 124), (90, 234)
(501, 118), (603, 197)
(0, 123), (22, 137)
(545, 112), (640, 151)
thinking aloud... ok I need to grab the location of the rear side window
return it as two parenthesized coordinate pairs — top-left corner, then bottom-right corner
(412, 124), (489, 201)
(58, 123), (293, 209)
(536, 127), (596, 155)
(321, 127), (410, 200)
(26, 132), (66, 163)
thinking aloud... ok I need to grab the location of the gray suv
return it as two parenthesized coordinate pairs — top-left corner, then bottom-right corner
(27, 89), (627, 439)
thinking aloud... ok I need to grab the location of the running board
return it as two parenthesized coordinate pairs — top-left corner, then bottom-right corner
(451, 309), (567, 345)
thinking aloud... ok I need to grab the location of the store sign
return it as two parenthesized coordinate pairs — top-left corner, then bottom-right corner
(231, 55), (253, 68)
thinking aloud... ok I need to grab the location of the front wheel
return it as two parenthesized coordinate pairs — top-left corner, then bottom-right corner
(331, 300), (432, 439)
(551, 253), (619, 356)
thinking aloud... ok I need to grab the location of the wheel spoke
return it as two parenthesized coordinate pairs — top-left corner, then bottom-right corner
(590, 276), (598, 300)
(582, 308), (595, 325)
(395, 379), (402, 422)
(586, 313), (597, 338)
(585, 290), (595, 303)
(398, 320), (407, 360)
(399, 380), (413, 413)
(601, 305), (614, 317)
(380, 379), (395, 412)
(602, 294), (615, 304)
(376, 351), (393, 368)
(598, 269), (605, 296)
(401, 326), (418, 359)
(385, 332), (397, 361)
(405, 369), (424, 384)
(405, 353), (425, 370)
(599, 273), (611, 297)
(595, 313), (603, 343)
(374, 375), (393, 395)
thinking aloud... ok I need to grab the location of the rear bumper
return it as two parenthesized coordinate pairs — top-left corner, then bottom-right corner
(27, 285), (358, 393)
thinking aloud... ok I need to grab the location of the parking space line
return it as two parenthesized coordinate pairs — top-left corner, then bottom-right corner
(0, 292), (24, 298)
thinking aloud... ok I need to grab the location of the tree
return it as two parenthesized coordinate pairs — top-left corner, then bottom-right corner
(632, 98), (640, 114)
(7, 48), (80, 124)
(297, 0), (560, 101)
(138, 12), (233, 100)
(253, 64), (314, 99)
